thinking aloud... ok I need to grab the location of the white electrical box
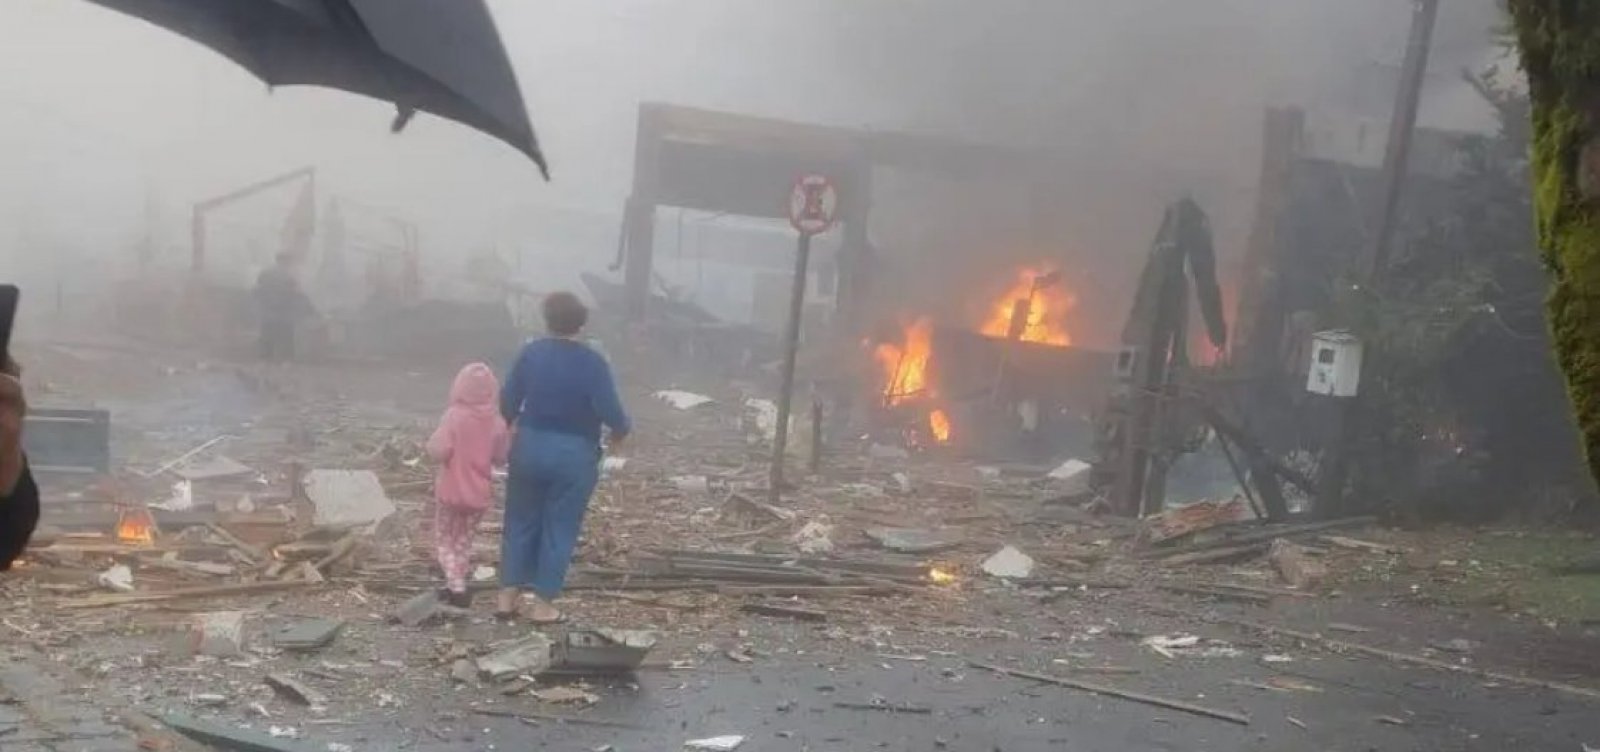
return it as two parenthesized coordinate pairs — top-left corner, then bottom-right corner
(1306, 330), (1362, 397)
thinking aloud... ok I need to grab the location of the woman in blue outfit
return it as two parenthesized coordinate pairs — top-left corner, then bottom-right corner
(497, 292), (631, 623)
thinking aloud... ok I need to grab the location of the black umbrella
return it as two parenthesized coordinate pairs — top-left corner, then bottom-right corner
(82, 0), (548, 178)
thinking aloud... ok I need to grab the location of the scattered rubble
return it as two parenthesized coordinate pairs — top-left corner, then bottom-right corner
(1269, 539), (1327, 589)
(982, 545), (1036, 579)
(264, 673), (326, 708)
(96, 563), (135, 592)
(685, 735), (747, 751)
(655, 390), (717, 410)
(190, 610), (247, 657)
(270, 618), (343, 652)
(865, 527), (963, 554)
(477, 633), (555, 681)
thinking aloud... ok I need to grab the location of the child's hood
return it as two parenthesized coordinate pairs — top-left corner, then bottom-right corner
(449, 362), (500, 410)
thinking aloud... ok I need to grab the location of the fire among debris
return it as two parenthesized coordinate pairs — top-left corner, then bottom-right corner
(872, 318), (954, 443)
(978, 267), (1074, 346)
(873, 317), (934, 406)
(870, 267), (1076, 448)
(116, 507), (158, 545)
(928, 409), (952, 443)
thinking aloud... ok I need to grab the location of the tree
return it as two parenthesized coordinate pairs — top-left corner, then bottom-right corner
(1335, 69), (1589, 518)
(1508, 3), (1600, 491)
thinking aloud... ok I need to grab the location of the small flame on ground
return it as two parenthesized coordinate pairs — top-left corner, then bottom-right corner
(978, 266), (1075, 346)
(928, 409), (952, 444)
(116, 508), (157, 545)
(929, 566), (958, 585)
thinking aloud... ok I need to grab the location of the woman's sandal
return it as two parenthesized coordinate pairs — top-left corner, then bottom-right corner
(527, 610), (566, 626)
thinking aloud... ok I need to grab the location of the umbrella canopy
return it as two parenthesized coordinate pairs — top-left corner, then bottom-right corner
(82, 0), (548, 178)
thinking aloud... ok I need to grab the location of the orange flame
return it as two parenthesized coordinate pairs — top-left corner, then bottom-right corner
(978, 267), (1074, 346)
(928, 409), (952, 443)
(116, 507), (157, 545)
(873, 317), (935, 406)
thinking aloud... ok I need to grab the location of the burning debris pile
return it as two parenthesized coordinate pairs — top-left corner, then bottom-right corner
(867, 265), (1102, 457)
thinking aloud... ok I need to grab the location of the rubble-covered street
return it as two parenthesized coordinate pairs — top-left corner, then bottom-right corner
(2, 337), (1596, 752)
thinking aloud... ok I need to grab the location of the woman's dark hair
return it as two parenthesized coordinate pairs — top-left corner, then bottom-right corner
(542, 291), (588, 336)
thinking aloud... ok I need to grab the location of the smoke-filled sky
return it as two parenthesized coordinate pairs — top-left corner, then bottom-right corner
(0, 0), (1506, 296)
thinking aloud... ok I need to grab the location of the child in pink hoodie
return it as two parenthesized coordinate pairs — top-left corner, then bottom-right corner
(426, 362), (511, 607)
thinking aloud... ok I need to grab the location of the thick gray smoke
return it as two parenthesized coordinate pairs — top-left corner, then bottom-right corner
(0, 0), (1505, 340)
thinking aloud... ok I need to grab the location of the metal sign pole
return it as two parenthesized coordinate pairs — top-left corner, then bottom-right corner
(768, 231), (812, 504)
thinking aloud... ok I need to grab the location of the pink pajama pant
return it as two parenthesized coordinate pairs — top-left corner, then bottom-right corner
(434, 505), (485, 593)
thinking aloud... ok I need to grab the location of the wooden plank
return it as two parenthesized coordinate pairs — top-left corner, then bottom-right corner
(207, 523), (265, 564)
(1147, 517), (1377, 560)
(1156, 543), (1270, 567)
(969, 661), (1250, 725)
(741, 603), (828, 622)
(57, 581), (309, 609)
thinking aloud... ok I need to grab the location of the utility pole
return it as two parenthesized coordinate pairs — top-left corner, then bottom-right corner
(1318, 0), (1439, 517)
(1365, 0), (1441, 279)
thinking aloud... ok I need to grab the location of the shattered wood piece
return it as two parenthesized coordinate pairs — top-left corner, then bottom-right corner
(646, 548), (929, 581)
(1016, 577), (1133, 590)
(139, 557), (236, 578)
(270, 541), (336, 561)
(140, 436), (234, 479)
(311, 532), (360, 574)
(717, 585), (899, 597)
(264, 674), (326, 708)
(1221, 619), (1600, 703)
(1049, 662), (1142, 676)
(981, 545), (1036, 579)
(469, 708), (641, 730)
(1196, 581), (1315, 599)
(1144, 516), (1379, 560)
(969, 661), (1250, 725)
(719, 493), (796, 528)
(160, 712), (318, 752)
(270, 619), (344, 652)
(1156, 542), (1270, 567)
(292, 561), (326, 584)
(864, 527), (963, 554)
(1141, 498), (1249, 546)
(741, 603), (828, 622)
(206, 524), (264, 564)
(531, 686), (600, 705)
(190, 611), (247, 657)
(1326, 623), (1373, 634)
(832, 701), (933, 714)
(1268, 539), (1327, 590)
(1156, 583), (1271, 605)
(477, 633), (554, 681)
(390, 590), (445, 627)
(58, 580), (309, 609)
(1321, 535), (1404, 554)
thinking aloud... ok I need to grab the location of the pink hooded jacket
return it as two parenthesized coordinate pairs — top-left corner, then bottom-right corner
(426, 363), (511, 511)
